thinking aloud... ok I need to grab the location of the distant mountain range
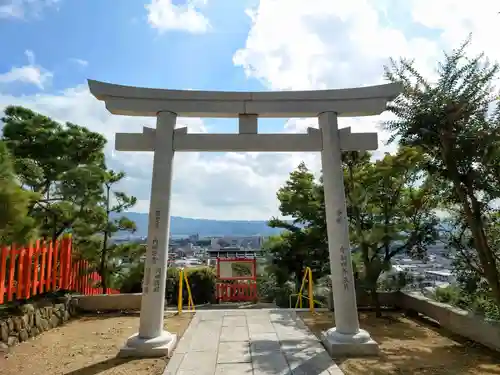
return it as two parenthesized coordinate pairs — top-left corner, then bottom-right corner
(112, 212), (453, 239)
(112, 212), (283, 238)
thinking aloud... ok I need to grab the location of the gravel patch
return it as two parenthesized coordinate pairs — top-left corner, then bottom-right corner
(0, 312), (193, 375)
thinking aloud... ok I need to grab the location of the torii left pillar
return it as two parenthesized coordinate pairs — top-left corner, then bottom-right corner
(119, 111), (178, 357)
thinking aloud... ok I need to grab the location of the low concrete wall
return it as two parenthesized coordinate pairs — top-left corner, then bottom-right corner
(396, 291), (500, 352)
(73, 293), (142, 312)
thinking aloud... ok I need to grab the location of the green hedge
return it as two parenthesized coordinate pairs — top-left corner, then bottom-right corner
(120, 265), (217, 305)
(166, 267), (216, 305)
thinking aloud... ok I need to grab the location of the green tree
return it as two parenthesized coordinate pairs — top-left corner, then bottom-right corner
(1, 106), (107, 241)
(0, 140), (38, 245)
(72, 170), (139, 292)
(269, 148), (438, 316)
(384, 38), (500, 307)
(344, 148), (439, 316)
(265, 162), (329, 289)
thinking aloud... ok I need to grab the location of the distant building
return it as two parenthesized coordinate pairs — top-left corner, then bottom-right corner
(206, 246), (265, 265)
(424, 270), (455, 284)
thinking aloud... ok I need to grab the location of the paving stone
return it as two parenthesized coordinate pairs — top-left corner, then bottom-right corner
(198, 311), (225, 321)
(177, 370), (214, 375)
(217, 341), (251, 364)
(190, 337), (219, 352)
(215, 363), (254, 375)
(286, 346), (340, 375)
(222, 316), (247, 327)
(248, 322), (276, 335)
(251, 340), (282, 353)
(220, 326), (249, 342)
(173, 336), (193, 354)
(177, 350), (217, 373)
(280, 338), (323, 356)
(252, 351), (291, 375)
(163, 352), (185, 375)
(250, 332), (279, 343)
(224, 310), (247, 316)
(246, 316), (273, 324)
(245, 311), (272, 319)
(250, 334), (282, 353)
(198, 320), (224, 329)
(269, 311), (295, 322)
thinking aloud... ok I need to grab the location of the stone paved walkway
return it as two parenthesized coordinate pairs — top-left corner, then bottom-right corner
(163, 309), (343, 375)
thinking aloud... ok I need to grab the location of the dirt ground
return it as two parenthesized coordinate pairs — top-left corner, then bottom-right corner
(298, 310), (500, 375)
(0, 312), (193, 375)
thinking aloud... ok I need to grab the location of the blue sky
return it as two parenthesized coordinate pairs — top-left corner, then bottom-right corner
(0, 0), (498, 220)
(0, 1), (260, 105)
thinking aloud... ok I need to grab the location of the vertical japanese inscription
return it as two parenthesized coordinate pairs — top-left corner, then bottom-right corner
(153, 267), (162, 293)
(336, 209), (343, 223)
(339, 246), (350, 291)
(144, 267), (151, 294)
(149, 210), (162, 293)
(155, 210), (161, 229)
(151, 238), (159, 265)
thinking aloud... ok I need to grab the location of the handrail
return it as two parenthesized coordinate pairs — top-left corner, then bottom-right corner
(290, 266), (315, 313)
(178, 268), (195, 313)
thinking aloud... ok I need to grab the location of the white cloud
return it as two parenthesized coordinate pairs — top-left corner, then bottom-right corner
(0, 0), (60, 19)
(0, 50), (52, 89)
(3, 0), (500, 220)
(69, 58), (89, 68)
(145, 0), (210, 34)
(232, 0), (500, 179)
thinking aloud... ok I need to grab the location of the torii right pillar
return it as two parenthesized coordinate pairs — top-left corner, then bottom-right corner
(319, 111), (379, 356)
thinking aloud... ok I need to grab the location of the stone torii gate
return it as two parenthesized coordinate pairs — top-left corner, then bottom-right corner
(88, 80), (401, 358)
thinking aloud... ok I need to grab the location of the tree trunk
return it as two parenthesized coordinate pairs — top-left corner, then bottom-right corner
(100, 186), (111, 294)
(366, 268), (382, 317)
(370, 285), (382, 318)
(100, 241), (108, 294)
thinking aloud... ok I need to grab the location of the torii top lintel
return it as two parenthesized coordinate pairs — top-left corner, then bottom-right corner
(87, 80), (402, 118)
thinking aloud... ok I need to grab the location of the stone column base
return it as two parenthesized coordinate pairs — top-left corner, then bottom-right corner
(118, 331), (177, 358)
(321, 327), (379, 357)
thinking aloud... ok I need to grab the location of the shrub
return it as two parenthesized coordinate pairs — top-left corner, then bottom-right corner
(257, 273), (278, 303)
(119, 264), (217, 305)
(273, 283), (295, 308)
(433, 285), (461, 304)
(166, 266), (216, 306)
(119, 264), (144, 293)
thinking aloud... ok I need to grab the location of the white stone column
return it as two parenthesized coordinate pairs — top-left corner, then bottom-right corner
(119, 111), (178, 357)
(318, 111), (378, 356)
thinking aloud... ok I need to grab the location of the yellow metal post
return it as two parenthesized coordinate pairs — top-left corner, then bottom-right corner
(307, 267), (314, 313)
(178, 268), (184, 313)
(294, 267), (315, 313)
(177, 268), (195, 313)
(184, 271), (195, 311)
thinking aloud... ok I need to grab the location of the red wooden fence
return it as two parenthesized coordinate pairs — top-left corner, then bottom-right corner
(216, 282), (258, 302)
(0, 236), (119, 305)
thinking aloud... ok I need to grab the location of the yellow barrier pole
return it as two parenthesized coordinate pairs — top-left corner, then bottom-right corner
(295, 267), (310, 308)
(184, 271), (195, 311)
(307, 267), (314, 313)
(178, 268), (184, 313)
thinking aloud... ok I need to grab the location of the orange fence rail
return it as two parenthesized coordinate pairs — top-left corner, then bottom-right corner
(0, 236), (119, 305)
(216, 282), (258, 302)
